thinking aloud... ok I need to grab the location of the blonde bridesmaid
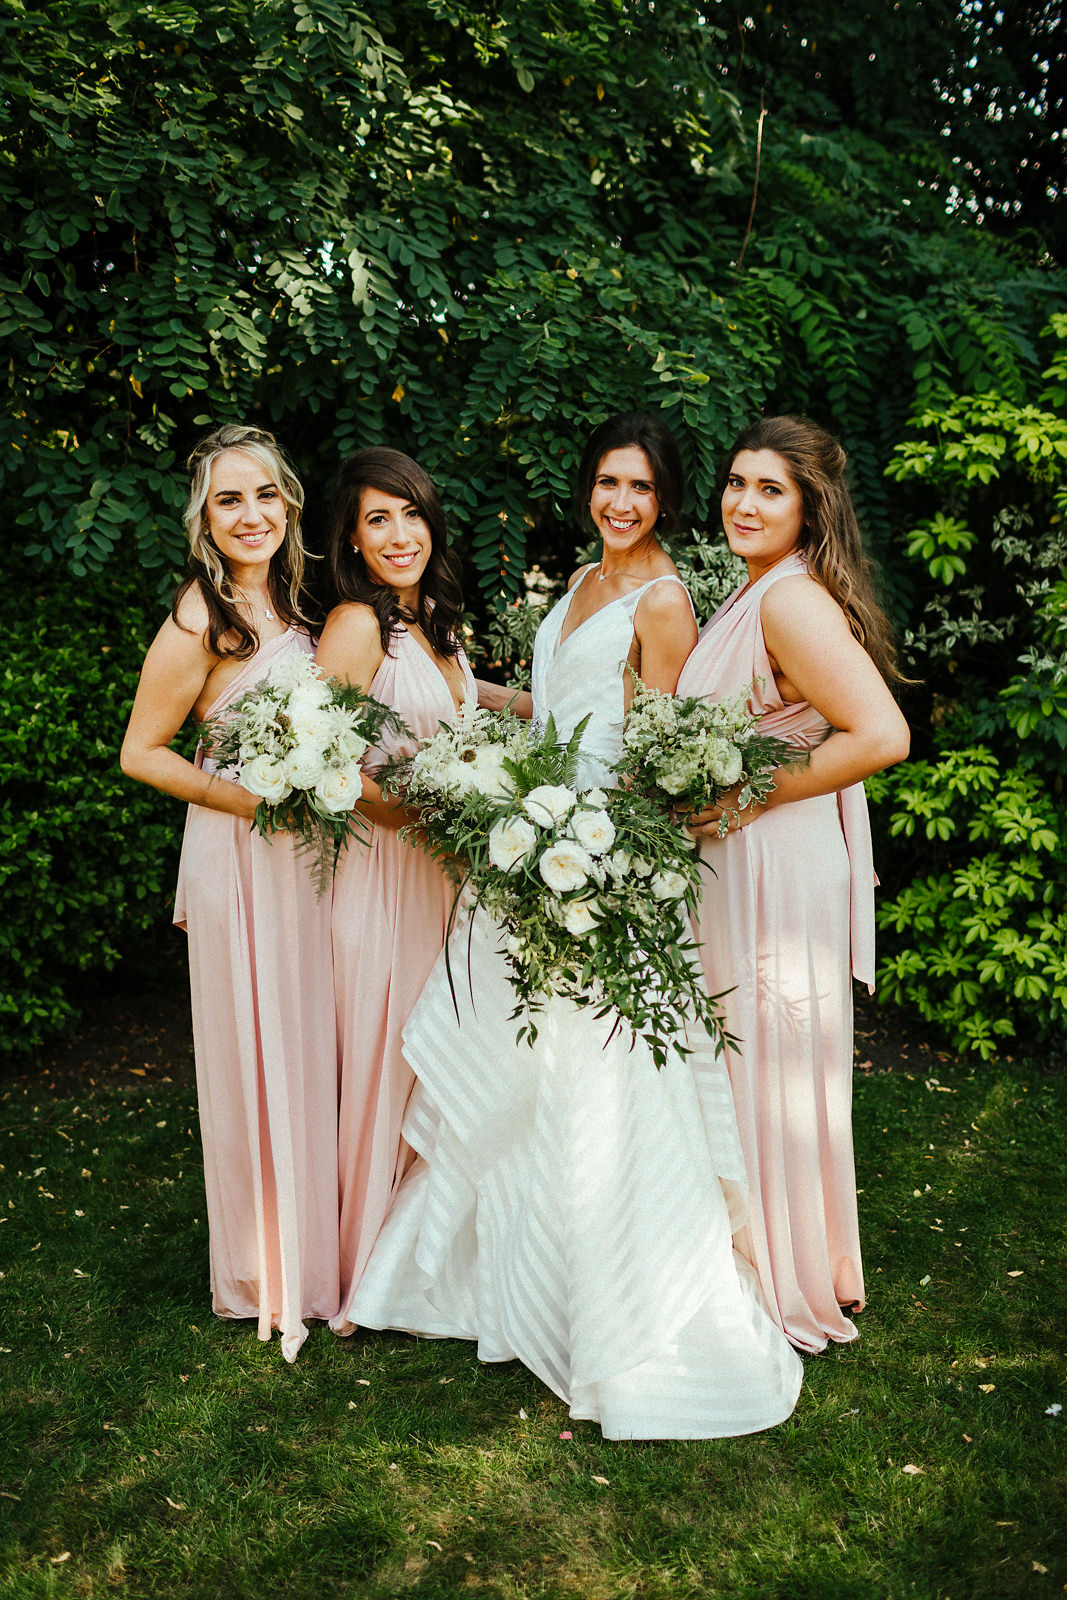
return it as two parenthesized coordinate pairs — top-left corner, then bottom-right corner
(121, 424), (339, 1360)
(677, 415), (910, 1353)
(314, 448), (474, 1334)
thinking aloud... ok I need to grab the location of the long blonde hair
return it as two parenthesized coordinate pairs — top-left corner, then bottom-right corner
(173, 423), (314, 658)
(722, 415), (903, 683)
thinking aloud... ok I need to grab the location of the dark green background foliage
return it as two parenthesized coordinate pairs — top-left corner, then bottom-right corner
(1, 0), (1065, 1059)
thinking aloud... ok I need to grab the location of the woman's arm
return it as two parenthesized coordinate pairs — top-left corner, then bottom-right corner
(688, 576), (910, 835)
(476, 679), (533, 717)
(120, 607), (259, 818)
(632, 579), (699, 695)
(315, 602), (409, 830)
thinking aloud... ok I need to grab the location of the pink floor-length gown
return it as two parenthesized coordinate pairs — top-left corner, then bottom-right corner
(173, 629), (339, 1362)
(677, 550), (876, 1353)
(330, 627), (476, 1333)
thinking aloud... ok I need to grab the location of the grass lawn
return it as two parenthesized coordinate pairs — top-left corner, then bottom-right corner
(1, 1054), (1064, 1598)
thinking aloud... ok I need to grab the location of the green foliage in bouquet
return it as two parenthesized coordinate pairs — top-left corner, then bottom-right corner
(615, 677), (797, 830)
(383, 710), (731, 1068)
(868, 748), (1066, 1062)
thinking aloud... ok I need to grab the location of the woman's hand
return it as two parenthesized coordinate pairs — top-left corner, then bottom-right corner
(685, 786), (767, 838)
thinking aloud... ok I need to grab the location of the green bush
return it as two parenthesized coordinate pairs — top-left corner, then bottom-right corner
(869, 748), (1067, 1061)
(0, 562), (182, 1059)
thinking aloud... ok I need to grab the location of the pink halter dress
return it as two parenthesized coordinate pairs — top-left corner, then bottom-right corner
(676, 550), (875, 1352)
(174, 628), (339, 1361)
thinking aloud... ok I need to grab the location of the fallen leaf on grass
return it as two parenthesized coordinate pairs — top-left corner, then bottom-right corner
(425, 1540), (442, 1552)
(1032, 1562), (1048, 1574)
(901, 1464), (923, 1476)
(559, 1431), (572, 1441)
(73, 1269), (88, 1279)
(591, 1475), (610, 1486)
(438, 1377), (453, 1385)
(50, 1553), (71, 1565)
(165, 1497), (187, 1511)
(0, 1491), (20, 1501)
(962, 1434), (973, 1442)
(978, 1384), (995, 1393)
(518, 1408), (527, 1419)
(347, 1401), (358, 1410)
(1006, 1270), (1024, 1278)
(357, 1378), (371, 1386)
(1045, 1403), (1062, 1416)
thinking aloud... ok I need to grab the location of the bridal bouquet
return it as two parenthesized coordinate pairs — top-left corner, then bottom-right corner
(199, 650), (405, 895)
(615, 677), (796, 833)
(382, 708), (732, 1067)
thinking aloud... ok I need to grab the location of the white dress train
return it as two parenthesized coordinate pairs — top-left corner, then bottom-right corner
(349, 573), (804, 1438)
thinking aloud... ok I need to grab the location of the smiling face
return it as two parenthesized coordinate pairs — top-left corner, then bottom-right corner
(205, 449), (288, 582)
(588, 446), (660, 559)
(721, 448), (806, 580)
(351, 486), (432, 604)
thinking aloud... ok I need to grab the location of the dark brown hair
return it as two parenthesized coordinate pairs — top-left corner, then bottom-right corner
(172, 423), (314, 658)
(723, 415), (903, 683)
(326, 448), (463, 657)
(576, 411), (686, 535)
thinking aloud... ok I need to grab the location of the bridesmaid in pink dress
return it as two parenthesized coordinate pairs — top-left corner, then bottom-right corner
(313, 449), (475, 1334)
(677, 416), (910, 1353)
(121, 424), (339, 1361)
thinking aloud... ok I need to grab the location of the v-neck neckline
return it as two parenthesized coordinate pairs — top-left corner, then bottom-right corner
(555, 569), (665, 655)
(399, 625), (469, 715)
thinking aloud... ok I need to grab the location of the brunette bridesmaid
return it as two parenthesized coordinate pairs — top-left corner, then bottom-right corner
(313, 448), (474, 1334)
(121, 424), (339, 1360)
(677, 415), (910, 1353)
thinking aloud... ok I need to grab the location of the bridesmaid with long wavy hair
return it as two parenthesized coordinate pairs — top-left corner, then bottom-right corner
(121, 423), (339, 1360)
(678, 415), (910, 1353)
(314, 447), (475, 1334)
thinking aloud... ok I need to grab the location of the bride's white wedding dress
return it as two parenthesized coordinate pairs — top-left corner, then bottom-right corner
(349, 572), (803, 1438)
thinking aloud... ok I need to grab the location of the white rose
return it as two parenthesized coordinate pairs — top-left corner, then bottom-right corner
(283, 742), (328, 789)
(651, 869), (688, 901)
(560, 898), (599, 937)
(488, 815), (538, 872)
(241, 754), (292, 804)
(630, 856), (654, 878)
(568, 807), (616, 858)
(523, 783), (577, 828)
(539, 839), (592, 894)
(583, 786), (609, 807)
(315, 764), (364, 814)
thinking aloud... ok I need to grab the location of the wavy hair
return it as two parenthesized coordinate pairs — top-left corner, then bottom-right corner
(172, 423), (314, 658)
(722, 415), (903, 683)
(325, 448), (464, 658)
(576, 411), (687, 536)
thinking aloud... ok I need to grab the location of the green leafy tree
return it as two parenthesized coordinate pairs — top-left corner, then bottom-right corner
(2, 0), (1065, 1058)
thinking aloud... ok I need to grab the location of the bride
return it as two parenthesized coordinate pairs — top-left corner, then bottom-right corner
(349, 412), (804, 1438)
